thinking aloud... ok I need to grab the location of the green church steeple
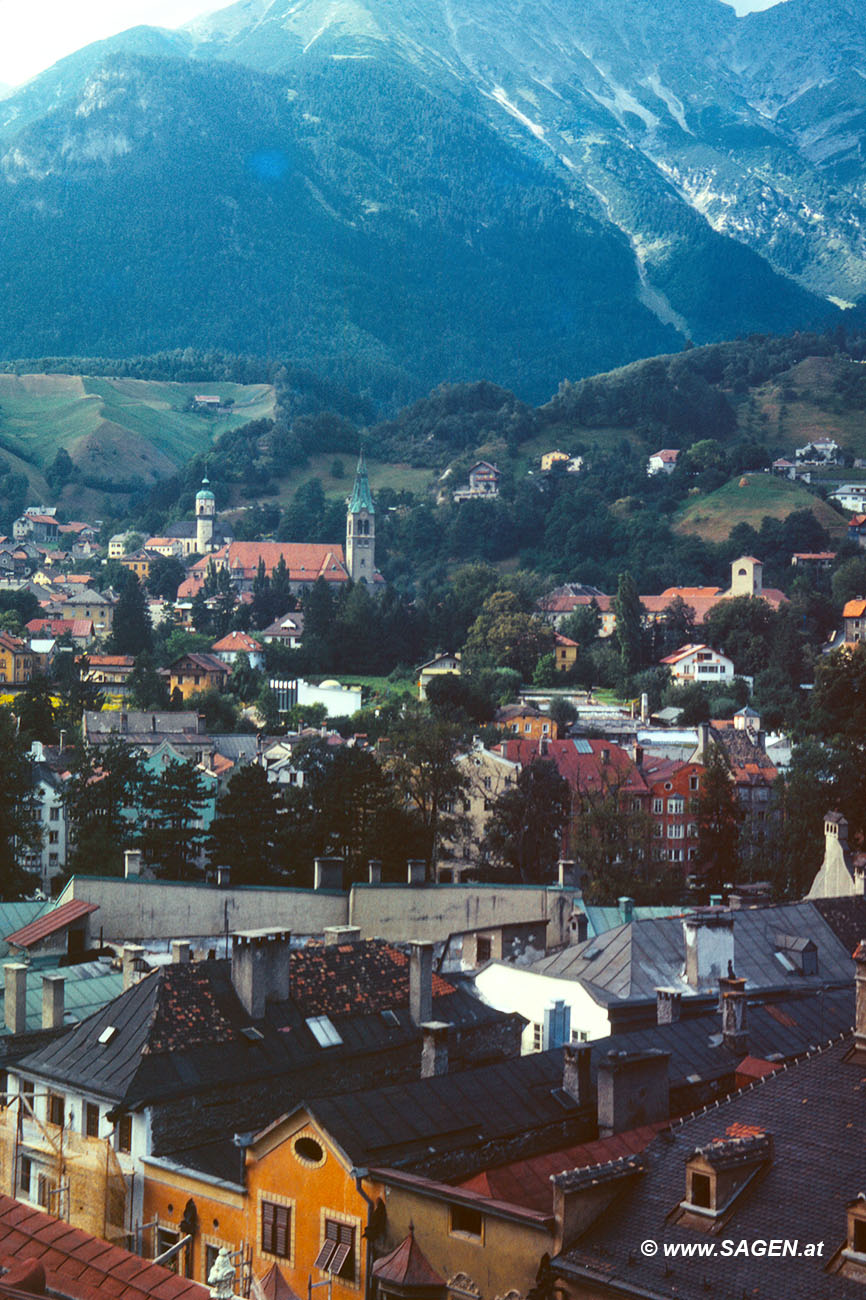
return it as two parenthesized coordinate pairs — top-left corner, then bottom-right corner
(348, 448), (375, 516)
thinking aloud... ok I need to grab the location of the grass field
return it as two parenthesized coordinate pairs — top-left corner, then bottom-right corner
(673, 473), (849, 542)
(263, 455), (436, 508)
(742, 356), (866, 460)
(0, 373), (275, 484)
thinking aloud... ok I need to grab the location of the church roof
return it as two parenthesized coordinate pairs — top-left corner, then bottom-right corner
(196, 477), (215, 502)
(348, 450), (375, 515)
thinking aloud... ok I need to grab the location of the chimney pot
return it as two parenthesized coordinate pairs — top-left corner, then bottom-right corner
(42, 973), (65, 1030)
(618, 896), (634, 924)
(4, 964), (27, 1036)
(406, 859), (426, 886)
(368, 859), (382, 884)
(409, 940), (433, 1025)
(122, 944), (146, 992)
(171, 940), (191, 964)
(562, 1042), (591, 1105)
(656, 987), (682, 1024)
(420, 1021), (451, 1078)
(558, 859), (576, 888)
(324, 926), (362, 946)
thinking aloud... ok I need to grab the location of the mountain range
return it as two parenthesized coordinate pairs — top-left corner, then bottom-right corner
(0, 0), (863, 404)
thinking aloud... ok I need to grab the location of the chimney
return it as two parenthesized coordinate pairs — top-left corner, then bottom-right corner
(59, 729), (66, 754)
(215, 866), (231, 888)
(409, 940), (433, 1025)
(368, 859), (382, 884)
(854, 940), (866, 1055)
(558, 859), (576, 888)
(640, 692), (649, 723)
(568, 909), (588, 944)
(722, 987), (748, 1054)
(324, 926), (362, 946)
(597, 1049), (670, 1137)
(632, 743), (643, 768)
(683, 911), (735, 990)
(42, 973), (65, 1030)
(120, 712), (128, 734)
(717, 973), (746, 1011)
(152, 714), (158, 732)
(124, 849), (142, 879)
(562, 1042), (592, 1106)
(314, 857), (344, 891)
(231, 929), (292, 1019)
(406, 859), (426, 886)
(4, 964), (27, 1036)
(618, 896), (634, 924)
(171, 940), (191, 964)
(420, 1021), (451, 1078)
(695, 723), (710, 764)
(122, 944), (145, 991)
(656, 987), (682, 1025)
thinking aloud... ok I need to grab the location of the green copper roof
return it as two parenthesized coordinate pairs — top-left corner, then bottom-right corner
(348, 449), (375, 515)
(196, 476), (215, 501)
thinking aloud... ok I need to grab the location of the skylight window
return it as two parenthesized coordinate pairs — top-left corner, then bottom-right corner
(306, 1015), (343, 1048)
(98, 1026), (117, 1045)
(381, 1010), (399, 1027)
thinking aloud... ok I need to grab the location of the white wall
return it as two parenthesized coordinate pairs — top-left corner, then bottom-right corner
(473, 962), (610, 1050)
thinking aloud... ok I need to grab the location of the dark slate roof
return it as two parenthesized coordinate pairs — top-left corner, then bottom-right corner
(16, 949), (506, 1109)
(530, 903), (855, 1004)
(307, 1049), (583, 1170)
(556, 1035), (866, 1300)
(810, 896), (866, 954)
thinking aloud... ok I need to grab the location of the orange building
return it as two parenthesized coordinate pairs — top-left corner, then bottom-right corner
(165, 652), (230, 700)
(144, 1108), (373, 1295)
(0, 631), (33, 685)
(494, 704), (558, 741)
(554, 633), (578, 672)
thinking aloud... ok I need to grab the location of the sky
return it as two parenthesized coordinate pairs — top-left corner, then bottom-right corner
(0, 0), (793, 88)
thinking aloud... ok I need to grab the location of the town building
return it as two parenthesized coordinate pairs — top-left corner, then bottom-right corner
(494, 704), (558, 741)
(417, 653), (461, 701)
(554, 633), (579, 671)
(830, 483), (866, 512)
(842, 598), (866, 644)
(164, 653), (230, 701)
(795, 435), (841, 463)
(211, 630), (265, 670)
(0, 631), (33, 685)
(261, 611), (305, 649)
(806, 811), (866, 899)
(660, 643), (735, 684)
(847, 513), (866, 547)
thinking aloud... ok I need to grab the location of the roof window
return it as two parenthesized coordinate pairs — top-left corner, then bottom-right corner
(98, 1026), (117, 1045)
(306, 1015), (343, 1048)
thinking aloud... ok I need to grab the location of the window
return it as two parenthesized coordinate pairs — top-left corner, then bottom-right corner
(667, 798), (684, 814)
(475, 936), (492, 964)
(855, 1220), (866, 1255)
(49, 853), (58, 865)
(261, 1201), (291, 1258)
(117, 1114), (133, 1153)
(19, 1156), (31, 1198)
(532, 1022), (542, 1051)
(156, 1227), (179, 1273)
(449, 1204), (483, 1241)
(205, 1244), (221, 1283)
(20, 1079), (34, 1110)
(48, 831), (58, 844)
(667, 823), (684, 839)
(37, 1173), (57, 1211)
(294, 1136), (325, 1166)
(48, 1093), (64, 1127)
(49, 807), (59, 821)
(85, 1103), (99, 1138)
(689, 775), (699, 791)
(315, 1221), (355, 1278)
(691, 1172), (711, 1208)
(652, 798), (663, 814)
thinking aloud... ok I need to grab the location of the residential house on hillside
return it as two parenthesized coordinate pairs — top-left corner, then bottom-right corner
(495, 704), (557, 741)
(660, 643), (735, 684)
(261, 611), (305, 649)
(164, 652), (230, 702)
(796, 435), (841, 463)
(13, 511), (59, 543)
(212, 629), (264, 669)
(847, 513), (866, 547)
(647, 448), (679, 475)
(842, 598), (866, 644)
(25, 618), (93, 649)
(53, 589), (114, 636)
(555, 632), (579, 671)
(417, 652), (461, 701)
(538, 584), (611, 633)
(453, 462), (500, 501)
(831, 483), (866, 512)
(118, 550), (151, 581)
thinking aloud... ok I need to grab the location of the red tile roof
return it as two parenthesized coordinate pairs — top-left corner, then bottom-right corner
(372, 1231), (444, 1289)
(497, 737), (649, 796)
(194, 542), (350, 584)
(255, 1263), (303, 1300)
(290, 941), (455, 1018)
(211, 631), (263, 653)
(0, 1195), (208, 1300)
(843, 599), (866, 618)
(5, 901), (98, 950)
(457, 1122), (668, 1213)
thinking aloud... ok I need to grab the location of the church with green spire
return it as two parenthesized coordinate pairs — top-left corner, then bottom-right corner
(346, 449), (376, 583)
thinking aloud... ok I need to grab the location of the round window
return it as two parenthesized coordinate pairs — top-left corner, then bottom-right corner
(294, 1136), (325, 1165)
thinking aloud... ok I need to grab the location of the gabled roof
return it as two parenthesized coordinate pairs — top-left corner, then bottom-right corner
(5, 901), (98, 951)
(0, 1195), (207, 1300)
(193, 542), (349, 583)
(660, 643), (729, 666)
(371, 1231), (444, 1289)
(211, 631), (263, 653)
(529, 903), (857, 1002)
(843, 598), (866, 618)
(169, 653), (229, 675)
(497, 737), (648, 796)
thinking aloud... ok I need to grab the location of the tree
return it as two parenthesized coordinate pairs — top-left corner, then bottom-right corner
(0, 708), (41, 897)
(464, 590), (554, 679)
(140, 759), (210, 880)
(483, 759), (570, 882)
(569, 760), (654, 903)
(106, 573), (153, 656)
(387, 704), (468, 876)
(613, 572), (645, 678)
(208, 764), (284, 885)
(64, 738), (147, 876)
(697, 745), (740, 894)
(147, 555), (186, 601)
(128, 652), (169, 710)
(16, 674), (57, 745)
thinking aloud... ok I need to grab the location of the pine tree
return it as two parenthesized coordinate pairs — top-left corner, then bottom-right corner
(107, 573), (153, 656)
(614, 571), (645, 678)
(0, 708), (41, 897)
(208, 764), (283, 885)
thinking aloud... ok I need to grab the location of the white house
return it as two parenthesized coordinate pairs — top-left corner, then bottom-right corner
(659, 643), (735, 684)
(417, 652), (461, 700)
(211, 630), (264, 671)
(830, 484), (866, 513)
(647, 449), (679, 476)
(473, 962), (608, 1051)
(795, 437), (840, 465)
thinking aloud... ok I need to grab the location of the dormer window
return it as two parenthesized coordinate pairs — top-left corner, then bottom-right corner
(679, 1134), (772, 1228)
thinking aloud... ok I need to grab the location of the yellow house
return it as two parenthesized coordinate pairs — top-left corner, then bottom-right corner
(418, 653), (461, 701)
(0, 632), (33, 685)
(555, 633), (579, 672)
(166, 652), (230, 701)
(541, 450), (571, 472)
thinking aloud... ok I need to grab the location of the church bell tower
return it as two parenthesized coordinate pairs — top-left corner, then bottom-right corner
(346, 449), (375, 583)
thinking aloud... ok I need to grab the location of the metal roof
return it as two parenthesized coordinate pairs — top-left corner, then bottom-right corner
(5, 900), (98, 950)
